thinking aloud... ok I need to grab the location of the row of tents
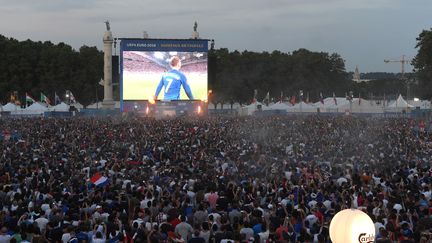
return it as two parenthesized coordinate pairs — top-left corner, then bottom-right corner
(1, 102), (83, 115)
(1, 101), (124, 116)
(2, 95), (428, 116)
(238, 95), (429, 115)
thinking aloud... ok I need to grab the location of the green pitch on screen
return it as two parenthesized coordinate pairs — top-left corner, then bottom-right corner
(123, 72), (208, 100)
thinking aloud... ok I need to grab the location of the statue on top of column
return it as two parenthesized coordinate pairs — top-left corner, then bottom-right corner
(104, 20), (111, 31)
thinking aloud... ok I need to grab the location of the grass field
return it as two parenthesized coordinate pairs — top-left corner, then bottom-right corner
(123, 71), (208, 100)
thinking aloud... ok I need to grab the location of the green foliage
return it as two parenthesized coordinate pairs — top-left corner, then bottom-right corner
(351, 79), (407, 99)
(412, 28), (432, 99)
(208, 48), (351, 104)
(0, 35), (103, 105)
(0, 34), (417, 106)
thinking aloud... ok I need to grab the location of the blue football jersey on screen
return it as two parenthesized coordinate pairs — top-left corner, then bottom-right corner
(155, 69), (194, 100)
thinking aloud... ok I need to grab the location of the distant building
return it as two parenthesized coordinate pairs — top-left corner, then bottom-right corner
(352, 66), (371, 82)
(353, 66), (360, 81)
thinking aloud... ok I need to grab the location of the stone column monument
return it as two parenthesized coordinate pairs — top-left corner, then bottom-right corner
(102, 21), (115, 109)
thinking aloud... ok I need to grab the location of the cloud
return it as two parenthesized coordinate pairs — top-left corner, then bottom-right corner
(0, 0), (429, 72)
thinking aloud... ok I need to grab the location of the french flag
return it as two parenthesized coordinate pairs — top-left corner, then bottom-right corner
(90, 172), (109, 187)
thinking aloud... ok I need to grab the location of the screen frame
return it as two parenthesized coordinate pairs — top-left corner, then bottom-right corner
(119, 38), (209, 111)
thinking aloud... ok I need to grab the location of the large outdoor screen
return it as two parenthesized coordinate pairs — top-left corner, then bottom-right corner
(120, 39), (208, 101)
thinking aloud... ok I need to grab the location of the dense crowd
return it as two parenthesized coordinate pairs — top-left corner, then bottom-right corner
(123, 52), (166, 73)
(0, 115), (431, 243)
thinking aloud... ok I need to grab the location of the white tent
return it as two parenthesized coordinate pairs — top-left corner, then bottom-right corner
(86, 101), (121, 109)
(86, 102), (103, 109)
(322, 97), (349, 107)
(408, 100), (431, 109)
(338, 98), (384, 113)
(2, 103), (21, 112)
(267, 102), (291, 111)
(20, 102), (48, 115)
(388, 95), (414, 108)
(231, 102), (241, 109)
(312, 97), (350, 112)
(50, 102), (70, 112)
(238, 102), (263, 115)
(71, 102), (83, 110)
(287, 102), (317, 113)
(386, 95), (413, 113)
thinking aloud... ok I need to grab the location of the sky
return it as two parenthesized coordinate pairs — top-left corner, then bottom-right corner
(0, 0), (431, 73)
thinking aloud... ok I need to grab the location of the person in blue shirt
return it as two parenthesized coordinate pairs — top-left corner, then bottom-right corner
(154, 56), (194, 100)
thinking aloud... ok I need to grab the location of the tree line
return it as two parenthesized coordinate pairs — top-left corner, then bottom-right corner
(0, 35), (104, 106)
(0, 29), (430, 106)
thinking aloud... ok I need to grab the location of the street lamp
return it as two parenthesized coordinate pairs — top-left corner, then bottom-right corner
(299, 90), (303, 113)
(65, 91), (70, 105)
(347, 91), (353, 114)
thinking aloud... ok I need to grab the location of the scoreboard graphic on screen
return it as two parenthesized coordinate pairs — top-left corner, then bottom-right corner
(120, 39), (209, 109)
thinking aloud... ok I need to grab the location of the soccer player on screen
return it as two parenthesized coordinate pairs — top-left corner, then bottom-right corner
(154, 56), (194, 100)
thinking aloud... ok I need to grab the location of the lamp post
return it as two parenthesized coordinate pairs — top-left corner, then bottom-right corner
(346, 91), (353, 114)
(299, 90), (303, 113)
(65, 91), (70, 105)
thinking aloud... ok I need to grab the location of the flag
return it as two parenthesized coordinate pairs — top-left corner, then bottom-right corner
(333, 93), (337, 105)
(55, 92), (61, 105)
(10, 91), (21, 105)
(290, 95), (296, 105)
(25, 93), (36, 103)
(70, 92), (76, 103)
(90, 172), (109, 187)
(10, 93), (15, 103)
(263, 92), (270, 106)
(40, 93), (51, 105)
(66, 90), (76, 104)
(252, 89), (258, 103)
(320, 92), (324, 104)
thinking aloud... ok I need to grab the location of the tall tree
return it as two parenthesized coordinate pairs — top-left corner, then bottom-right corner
(412, 28), (432, 98)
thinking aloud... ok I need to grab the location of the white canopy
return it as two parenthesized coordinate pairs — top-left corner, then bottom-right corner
(238, 102), (263, 115)
(288, 102), (317, 112)
(338, 98), (384, 113)
(26, 102), (48, 111)
(267, 102), (291, 111)
(86, 101), (120, 109)
(71, 102), (83, 109)
(50, 102), (69, 112)
(13, 102), (49, 115)
(2, 103), (21, 111)
(408, 100), (431, 109)
(388, 95), (414, 108)
(86, 102), (103, 109)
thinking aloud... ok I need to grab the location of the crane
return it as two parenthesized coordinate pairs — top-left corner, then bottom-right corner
(384, 55), (412, 100)
(384, 55), (410, 77)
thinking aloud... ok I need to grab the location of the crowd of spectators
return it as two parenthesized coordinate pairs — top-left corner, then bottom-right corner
(0, 116), (431, 243)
